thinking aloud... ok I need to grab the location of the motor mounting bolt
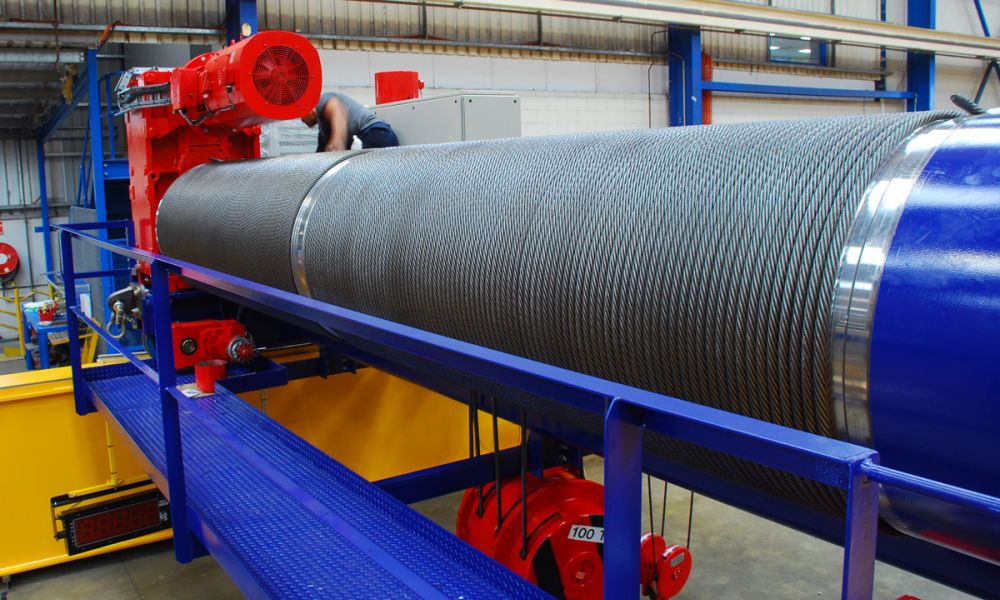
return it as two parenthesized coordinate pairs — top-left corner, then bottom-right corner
(180, 337), (198, 355)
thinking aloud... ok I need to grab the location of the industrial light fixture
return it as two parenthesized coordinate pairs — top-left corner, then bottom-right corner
(798, 48), (812, 54)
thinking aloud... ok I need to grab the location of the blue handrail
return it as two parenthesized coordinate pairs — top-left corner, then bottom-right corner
(55, 221), (1000, 599)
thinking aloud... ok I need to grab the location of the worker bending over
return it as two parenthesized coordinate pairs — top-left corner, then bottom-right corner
(301, 91), (399, 152)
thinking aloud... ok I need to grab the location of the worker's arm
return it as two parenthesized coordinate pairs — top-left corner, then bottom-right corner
(322, 98), (349, 152)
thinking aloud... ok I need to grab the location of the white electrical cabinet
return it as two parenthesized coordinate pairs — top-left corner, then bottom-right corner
(371, 93), (521, 146)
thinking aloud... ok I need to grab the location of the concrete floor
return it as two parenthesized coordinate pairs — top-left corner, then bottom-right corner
(4, 456), (973, 600)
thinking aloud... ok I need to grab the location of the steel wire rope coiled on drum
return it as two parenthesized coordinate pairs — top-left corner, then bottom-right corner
(157, 111), (957, 517)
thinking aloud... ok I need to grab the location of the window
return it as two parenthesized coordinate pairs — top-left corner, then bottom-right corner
(768, 35), (829, 66)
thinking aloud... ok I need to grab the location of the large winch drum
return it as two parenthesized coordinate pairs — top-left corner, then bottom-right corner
(156, 111), (1000, 565)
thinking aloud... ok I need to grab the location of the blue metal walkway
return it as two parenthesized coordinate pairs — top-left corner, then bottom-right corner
(85, 362), (549, 600)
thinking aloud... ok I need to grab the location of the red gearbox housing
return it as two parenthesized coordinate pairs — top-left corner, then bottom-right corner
(171, 320), (256, 371)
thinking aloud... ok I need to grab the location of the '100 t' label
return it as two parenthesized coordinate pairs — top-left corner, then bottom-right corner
(567, 525), (604, 544)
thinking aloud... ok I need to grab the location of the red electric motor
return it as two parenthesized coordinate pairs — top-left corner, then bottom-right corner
(457, 467), (692, 600)
(169, 30), (321, 129)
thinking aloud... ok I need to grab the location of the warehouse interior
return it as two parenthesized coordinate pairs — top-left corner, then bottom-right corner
(1, 1), (999, 599)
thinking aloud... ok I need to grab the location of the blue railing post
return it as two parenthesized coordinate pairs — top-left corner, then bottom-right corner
(60, 229), (92, 415)
(603, 398), (643, 598)
(150, 259), (197, 563)
(841, 458), (880, 599)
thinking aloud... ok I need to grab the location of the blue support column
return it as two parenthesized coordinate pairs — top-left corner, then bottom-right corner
(603, 398), (643, 598)
(86, 48), (116, 323)
(37, 141), (53, 278)
(668, 26), (702, 126)
(906, 0), (936, 111)
(225, 0), (259, 44)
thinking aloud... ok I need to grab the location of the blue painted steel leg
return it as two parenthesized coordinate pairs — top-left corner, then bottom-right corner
(668, 26), (702, 126)
(842, 459), (880, 599)
(604, 398), (643, 598)
(150, 259), (200, 563)
(60, 229), (92, 415)
(906, 0), (936, 111)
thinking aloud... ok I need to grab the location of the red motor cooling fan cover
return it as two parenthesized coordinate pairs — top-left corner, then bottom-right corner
(184, 30), (321, 129)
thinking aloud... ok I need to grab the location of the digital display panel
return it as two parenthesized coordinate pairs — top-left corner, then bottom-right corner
(69, 498), (163, 549)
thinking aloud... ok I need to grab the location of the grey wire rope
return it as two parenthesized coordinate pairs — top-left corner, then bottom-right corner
(159, 111), (957, 517)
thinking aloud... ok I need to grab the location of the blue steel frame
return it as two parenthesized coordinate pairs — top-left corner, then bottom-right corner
(36, 48), (126, 325)
(667, 1), (942, 125)
(57, 222), (1000, 599)
(702, 81), (914, 101)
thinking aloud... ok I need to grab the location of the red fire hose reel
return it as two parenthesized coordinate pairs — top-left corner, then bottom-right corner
(457, 467), (692, 599)
(0, 242), (20, 282)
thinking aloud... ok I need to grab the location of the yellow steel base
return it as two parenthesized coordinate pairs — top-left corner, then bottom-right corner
(241, 355), (521, 482)
(0, 352), (519, 576)
(0, 366), (172, 577)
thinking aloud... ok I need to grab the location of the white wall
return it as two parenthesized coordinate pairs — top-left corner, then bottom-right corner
(274, 49), (668, 151)
(320, 49), (669, 136)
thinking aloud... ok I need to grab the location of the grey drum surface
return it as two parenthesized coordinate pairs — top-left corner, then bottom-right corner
(156, 111), (955, 516)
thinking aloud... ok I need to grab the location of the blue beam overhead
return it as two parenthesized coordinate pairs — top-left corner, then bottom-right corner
(225, 0), (259, 44)
(702, 81), (915, 100)
(668, 26), (702, 126)
(907, 0), (936, 111)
